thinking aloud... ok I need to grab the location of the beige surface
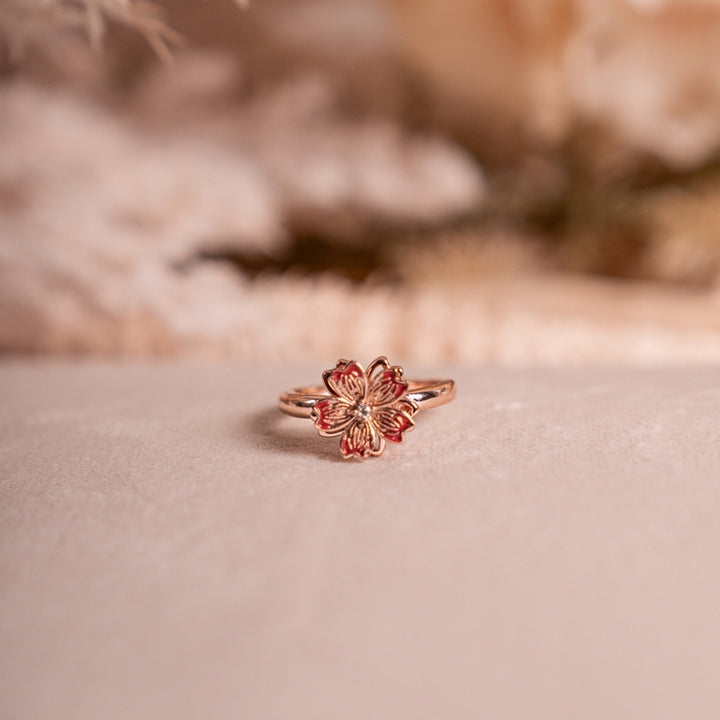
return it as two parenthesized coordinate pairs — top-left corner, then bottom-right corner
(2, 361), (720, 719)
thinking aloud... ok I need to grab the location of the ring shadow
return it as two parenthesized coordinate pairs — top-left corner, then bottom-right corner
(243, 407), (346, 462)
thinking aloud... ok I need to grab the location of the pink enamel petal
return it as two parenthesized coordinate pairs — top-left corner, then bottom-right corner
(312, 397), (354, 436)
(373, 406), (414, 444)
(368, 364), (407, 407)
(340, 419), (383, 458)
(323, 361), (367, 402)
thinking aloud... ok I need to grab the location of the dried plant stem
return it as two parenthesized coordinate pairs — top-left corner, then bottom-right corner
(0, 0), (252, 61)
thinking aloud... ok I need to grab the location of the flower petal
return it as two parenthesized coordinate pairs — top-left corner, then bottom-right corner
(373, 405), (414, 444)
(367, 357), (407, 406)
(341, 419), (383, 458)
(323, 360), (367, 402)
(312, 397), (354, 436)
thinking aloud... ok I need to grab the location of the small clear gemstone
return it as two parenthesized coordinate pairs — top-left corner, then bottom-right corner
(356, 403), (371, 419)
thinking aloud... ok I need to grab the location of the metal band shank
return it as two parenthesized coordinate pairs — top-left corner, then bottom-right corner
(278, 379), (456, 419)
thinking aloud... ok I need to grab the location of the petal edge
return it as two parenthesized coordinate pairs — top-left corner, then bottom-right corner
(340, 419), (383, 458)
(323, 360), (367, 402)
(312, 397), (354, 436)
(374, 406), (414, 444)
(368, 365), (407, 406)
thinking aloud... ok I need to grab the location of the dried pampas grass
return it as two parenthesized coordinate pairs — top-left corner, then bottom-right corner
(0, 0), (181, 60)
(0, 0), (247, 61)
(389, 0), (720, 168)
(640, 182), (720, 286)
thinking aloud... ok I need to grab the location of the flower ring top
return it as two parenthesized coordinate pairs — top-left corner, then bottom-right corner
(278, 356), (456, 459)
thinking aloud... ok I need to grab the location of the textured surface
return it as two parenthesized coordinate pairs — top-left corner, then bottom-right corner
(2, 361), (720, 719)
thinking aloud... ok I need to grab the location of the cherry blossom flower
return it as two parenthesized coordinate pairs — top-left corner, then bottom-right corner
(311, 356), (417, 459)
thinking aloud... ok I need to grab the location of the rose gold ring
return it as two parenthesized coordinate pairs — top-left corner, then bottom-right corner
(278, 356), (456, 459)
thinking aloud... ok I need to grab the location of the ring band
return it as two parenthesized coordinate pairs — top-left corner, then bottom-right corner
(278, 379), (456, 418)
(278, 356), (456, 459)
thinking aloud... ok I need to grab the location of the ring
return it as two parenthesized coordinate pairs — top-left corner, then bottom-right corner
(278, 356), (456, 459)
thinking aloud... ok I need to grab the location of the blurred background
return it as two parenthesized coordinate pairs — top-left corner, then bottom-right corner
(2, 0), (720, 364)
